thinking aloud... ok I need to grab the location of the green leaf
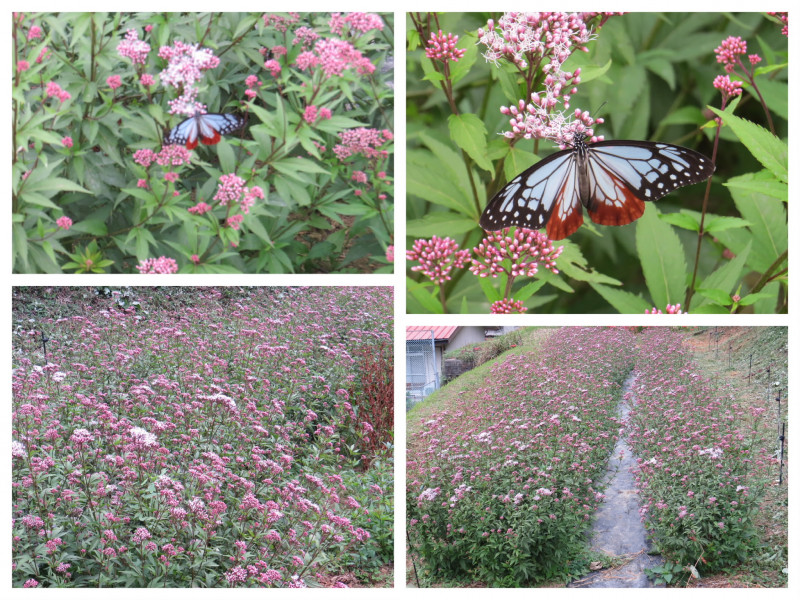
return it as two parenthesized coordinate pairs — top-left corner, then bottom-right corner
(448, 43), (478, 85)
(696, 287), (732, 306)
(495, 65), (524, 104)
(513, 278), (547, 302)
(407, 213), (477, 238)
(659, 211), (700, 231)
(420, 56), (445, 82)
(556, 241), (622, 285)
(570, 58), (612, 84)
(737, 291), (775, 306)
(751, 78), (788, 121)
(18, 191), (60, 210)
(589, 283), (651, 314)
(690, 303), (730, 314)
(724, 174), (787, 272)
(636, 204), (687, 308)
(708, 106), (787, 183)
(70, 219), (108, 236)
(448, 113), (492, 172)
(13, 223), (29, 271)
(408, 133), (476, 217)
(502, 146), (537, 183)
(724, 170), (787, 202)
(661, 106), (707, 126)
(217, 140), (236, 174)
(693, 242), (751, 308)
(406, 278), (443, 314)
(477, 272), (503, 302)
(24, 176), (92, 195)
(703, 216), (751, 235)
(641, 55), (675, 90)
(272, 156), (328, 177)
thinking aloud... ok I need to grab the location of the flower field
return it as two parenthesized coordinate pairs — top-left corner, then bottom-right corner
(407, 327), (636, 586)
(628, 328), (783, 581)
(407, 327), (786, 587)
(12, 287), (393, 588)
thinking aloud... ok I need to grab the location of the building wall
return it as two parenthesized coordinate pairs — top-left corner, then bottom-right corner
(447, 326), (487, 351)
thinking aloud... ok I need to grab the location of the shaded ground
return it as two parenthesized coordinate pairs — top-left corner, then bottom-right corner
(569, 374), (664, 588)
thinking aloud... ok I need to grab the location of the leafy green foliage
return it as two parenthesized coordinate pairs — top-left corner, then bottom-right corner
(13, 12), (394, 273)
(406, 12), (787, 313)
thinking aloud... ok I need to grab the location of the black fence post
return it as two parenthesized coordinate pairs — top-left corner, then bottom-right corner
(778, 422), (786, 485)
(40, 330), (49, 362)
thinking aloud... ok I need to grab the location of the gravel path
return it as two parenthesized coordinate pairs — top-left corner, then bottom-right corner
(569, 373), (665, 588)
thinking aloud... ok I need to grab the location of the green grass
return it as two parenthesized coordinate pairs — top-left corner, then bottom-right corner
(406, 328), (552, 438)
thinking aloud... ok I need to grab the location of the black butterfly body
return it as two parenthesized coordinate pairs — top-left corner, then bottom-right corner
(164, 113), (246, 150)
(480, 136), (715, 240)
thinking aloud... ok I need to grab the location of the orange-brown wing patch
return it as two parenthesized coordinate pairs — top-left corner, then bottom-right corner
(200, 131), (222, 146)
(586, 165), (645, 227)
(545, 166), (583, 240)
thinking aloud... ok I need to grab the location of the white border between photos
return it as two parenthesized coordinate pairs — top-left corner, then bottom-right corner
(5, 2), (796, 599)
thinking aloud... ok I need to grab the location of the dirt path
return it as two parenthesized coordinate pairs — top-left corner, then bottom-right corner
(569, 373), (664, 588)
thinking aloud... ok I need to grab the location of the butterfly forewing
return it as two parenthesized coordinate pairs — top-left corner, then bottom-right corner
(479, 149), (576, 232)
(587, 141), (715, 203)
(480, 138), (715, 240)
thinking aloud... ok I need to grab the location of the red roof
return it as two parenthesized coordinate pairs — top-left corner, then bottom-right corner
(406, 326), (458, 341)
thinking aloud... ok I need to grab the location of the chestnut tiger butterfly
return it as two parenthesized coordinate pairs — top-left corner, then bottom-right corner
(479, 134), (715, 240)
(164, 113), (246, 150)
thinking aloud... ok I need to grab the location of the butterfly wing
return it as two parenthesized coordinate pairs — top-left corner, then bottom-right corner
(164, 116), (200, 149)
(165, 113), (246, 150)
(480, 148), (586, 240)
(583, 141), (715, 227)
(195, 113), (246, 146)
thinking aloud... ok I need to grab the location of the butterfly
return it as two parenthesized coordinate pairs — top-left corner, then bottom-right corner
(480, 135), (715, 240)
(164, 113), (246, 150)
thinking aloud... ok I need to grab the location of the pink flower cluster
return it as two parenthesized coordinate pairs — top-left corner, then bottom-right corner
(296, 38), (375, 78)
(768, 12), (788, 36)
(117, 28), (151, 65)
(329, 12), (384, 36)
(133, 145), (192, 170)
(406, 236), (471, 285)
(476, 13), (620, 144)
(136, 256), (179, 274)
(426, 30), (466, 63)
(712, 75), (743, 100)
(470, 228), (563, 278)
(159, 41), (220, 88)
(490, 298), (527, 314)
(158, 41), (220, 119)
(213, 173), (264, 215)
(333, 127), (392, 161)
(714, 36), (748, 70)
(645, 303), (684, 314)
(262, 12), (301, 34)
(12, 287), (393, 587)
(45, 81), (71, 103)
(478, 12), (597, 69)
